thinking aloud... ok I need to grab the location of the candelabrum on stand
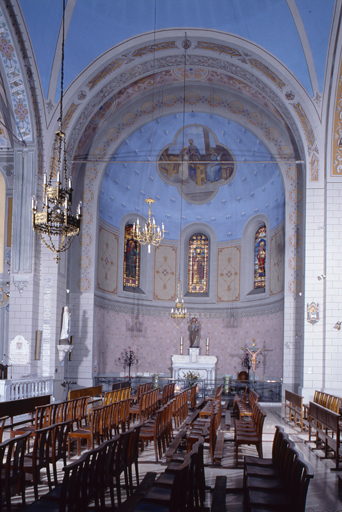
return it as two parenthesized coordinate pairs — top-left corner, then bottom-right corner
(115, 348), (139, 382)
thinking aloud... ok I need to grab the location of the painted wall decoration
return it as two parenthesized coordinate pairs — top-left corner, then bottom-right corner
(217, 246), (240, 302)
(270, 228), (284, 295)
(332, 55), (342, 176)
(123, 224), (140, 288)
(154, 245), (177, 301)
(158, 124), (236, 204)
(254, 225), (266, 289)
(188, 233), (209, 294)
(97, 226), (118, 294)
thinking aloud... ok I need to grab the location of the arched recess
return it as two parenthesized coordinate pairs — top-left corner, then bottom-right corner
(65, 29), (310, 388)
(241, 214), (270, 301)
(180, 222), (217, 304)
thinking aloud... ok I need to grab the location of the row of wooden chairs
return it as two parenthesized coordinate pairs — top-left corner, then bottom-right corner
(0, 420), (72, 509)
(131, 382), (153, 404)
(12, 396), (89, 439)
(235, 403), (266, 466)
(103, 386), (132, 405)
(172, 388), (189, 428)
(160, 383), (176, 405)
(22, 425), (142, 512)
(244, 425), (314, 512)
(131, 436), (206, 512)
(129, 388), (160, 423)
(234, 388), (259, 420)
(140, 401), (174, 461)
(68, 398), (131, 457)
(187, 401), (220, 463)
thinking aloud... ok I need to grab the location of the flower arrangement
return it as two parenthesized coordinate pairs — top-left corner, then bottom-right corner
(115, 347), (139, 380)
(182, 370), (200, 387)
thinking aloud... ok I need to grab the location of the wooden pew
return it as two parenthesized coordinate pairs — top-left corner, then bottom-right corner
(304, 401), (341, 470)
(0, 395), (51, 437)
(284, 389), (304, 430)
(68, 384), (102, 403)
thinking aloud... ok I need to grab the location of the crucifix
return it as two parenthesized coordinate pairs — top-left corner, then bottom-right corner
(241, 339), (267, 382)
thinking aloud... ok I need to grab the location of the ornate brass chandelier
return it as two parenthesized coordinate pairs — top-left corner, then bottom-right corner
(133, 198), (165, 253)
(32, 0), (81, 263)
(171, 279), (187, 327)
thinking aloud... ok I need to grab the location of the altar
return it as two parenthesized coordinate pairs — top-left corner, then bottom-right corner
(171, 348), (217, 382)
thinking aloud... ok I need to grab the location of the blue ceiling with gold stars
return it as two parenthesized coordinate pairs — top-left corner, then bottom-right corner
(100, 113), (285, 241)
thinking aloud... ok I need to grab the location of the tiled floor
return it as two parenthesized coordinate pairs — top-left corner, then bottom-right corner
(10, 404), (342, 511)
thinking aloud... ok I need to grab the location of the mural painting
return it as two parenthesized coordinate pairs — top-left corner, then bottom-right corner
(123, 224), (140, 288)
(158, 125), (236, 204)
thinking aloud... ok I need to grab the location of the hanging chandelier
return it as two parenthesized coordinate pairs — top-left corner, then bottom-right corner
(171, 280), (187, 327)
(32, 0), (81, 263)
(133, 198), (165, 253)
(170, 35), (190, 326)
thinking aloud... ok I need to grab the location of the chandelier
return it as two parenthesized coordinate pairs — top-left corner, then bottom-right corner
(171, 280), (187, 327)
(32, 0), (81, 263)
(133, 198), (165, 253)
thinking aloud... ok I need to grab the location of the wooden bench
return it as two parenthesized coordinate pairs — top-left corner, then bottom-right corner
(68, 385), (102, 406)
(213, 430), (225, 466)
(0, 395), (51, 436)
(304, 401), (341, 470)
(303, 390), (341, 421)
(284, 389), (304, 430)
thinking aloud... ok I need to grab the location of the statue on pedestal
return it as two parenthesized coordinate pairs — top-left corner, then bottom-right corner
(188, 317), (200, 347)
(59, 306), (71, 345)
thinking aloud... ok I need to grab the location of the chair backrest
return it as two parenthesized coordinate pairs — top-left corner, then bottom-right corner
(290, 456), (314, 512)
(0, 415), (8, 444)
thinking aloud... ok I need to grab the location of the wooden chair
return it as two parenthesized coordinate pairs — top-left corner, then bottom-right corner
(2, 432), (30, 511)
(22, 424), (55, 500)
(131, 452), (192, 512)
(37, 447), (104, 512)
(50, 420), (72, 487)
(68, 406), (105, 457)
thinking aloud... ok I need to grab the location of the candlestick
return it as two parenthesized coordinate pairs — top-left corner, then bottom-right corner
(206, 338), (209, 346)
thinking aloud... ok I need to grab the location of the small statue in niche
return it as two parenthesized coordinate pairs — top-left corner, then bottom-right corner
(59, 306), (71, 345)
(188, 317), (201, 347)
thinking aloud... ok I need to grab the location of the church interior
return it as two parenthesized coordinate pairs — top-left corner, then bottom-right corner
(0, 0), (342, 509)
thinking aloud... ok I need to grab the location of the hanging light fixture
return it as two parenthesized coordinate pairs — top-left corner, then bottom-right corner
(133, 198), (164, 254)
(132, 0), (165, 254)
(32, 0), (82, 263)
(171, 35), (190, 327)
(171, 279), (187, 326)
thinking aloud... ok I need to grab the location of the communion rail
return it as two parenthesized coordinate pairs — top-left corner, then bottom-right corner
(94, 376), (282, 402)
(0, 377), (54, 401)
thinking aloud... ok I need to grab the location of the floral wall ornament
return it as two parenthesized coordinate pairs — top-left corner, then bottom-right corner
(306, 302), (319, 325)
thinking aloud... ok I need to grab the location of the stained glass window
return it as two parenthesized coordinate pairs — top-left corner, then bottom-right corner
(188, 233), (209, 293)
(254, 225), (266, 289)
(123, 224), (140, 288)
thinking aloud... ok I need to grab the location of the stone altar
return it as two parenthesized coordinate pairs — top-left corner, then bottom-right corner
(171, 347), (217, 382)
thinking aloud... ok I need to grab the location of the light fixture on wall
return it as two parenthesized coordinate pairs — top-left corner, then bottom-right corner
(132, 0), (165, 253)
(32, 0), (82, 263)
(317, 274), (326, 281)
(334, 321), (341, 331)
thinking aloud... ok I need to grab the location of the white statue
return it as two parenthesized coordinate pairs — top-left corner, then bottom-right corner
(59, 306), (71, 344)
